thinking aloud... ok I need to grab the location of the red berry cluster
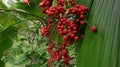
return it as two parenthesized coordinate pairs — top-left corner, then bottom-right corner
(47, 43), (55, 52)
(37, 0), (97, 66)
(22, 0), (97, 66)
(45, 6), (66, 17)
(69, 0), (75, 5)
(47, 43), (71, 66)
(38, 0), (53, 13)
(58, 16), (78, 42)
(58, 0), (65, 6)
(69, 5), (88, 15)
(40, 25), (51, 36)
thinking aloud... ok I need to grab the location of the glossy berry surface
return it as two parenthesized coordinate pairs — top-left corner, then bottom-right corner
(91, 26), (97, 32)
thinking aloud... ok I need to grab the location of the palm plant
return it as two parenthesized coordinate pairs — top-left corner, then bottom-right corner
(0, 0), (120, 67)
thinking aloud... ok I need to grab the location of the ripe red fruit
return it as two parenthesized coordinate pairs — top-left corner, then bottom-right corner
(48, 60), (54, 66)
(76, 19), (79, 22)
(68, 29), (72, 33)
(73, 30), (77, 34)
(48, 19), (54, 24)
(56, 54), (62, 61)
(80, 21), (85, 25)
(62, 41), (67, 45)
(70, 33), (75, 38)
(62, 49), (68, 55)
(91, 26), (97, 32)
(64, 54), (70, 65)
(80, 11), (84, 15)
(74, 36), (79, 40)
(63, 36), (68, 41)
(40, 26), (49, 36)
(24, 0), (29, 5)
(80, 15), (84, 19)
(62, 30), (68, 34)
(84, 6), (88, 11)
(61, 45), (65, 49)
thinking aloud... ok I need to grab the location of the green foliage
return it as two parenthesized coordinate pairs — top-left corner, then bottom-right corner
(15, 0), (44, 18)
(0, 1), (7, 8)
(76, 0), (120, 67)
(0, 15), (17, 30)
(2, 31), (76, 67)
(0, 26), (18, 56)
(2, 33), (49, 67)
(0, 26), (18, 66)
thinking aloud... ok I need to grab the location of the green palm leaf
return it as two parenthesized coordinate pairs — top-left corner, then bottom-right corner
(77, 0), (120, 67)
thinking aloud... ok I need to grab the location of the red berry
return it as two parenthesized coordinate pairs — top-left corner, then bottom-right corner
(74, 36), (79, 40)
(56, 54), (62, 61)
(62, 30), (68, 34)
(80, 15), (84, 19)
(73, 30), (77, 34)
(70, 33), (75, 38)
(48, 19), (54, 24)
(63, 36), (68, 40)
(80, 11), (84, 15)
(76, 19), (79, 22)
(84, 6), (88, 11)
(61, 45), (65, 49)
(62, 41), (67, 45)
(91, 26), (97, 32)
(64, 54), (70, 65)
(24, 0), (29, 5)
(80, 21), (85, 25)
(62, 49), (68, 55)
